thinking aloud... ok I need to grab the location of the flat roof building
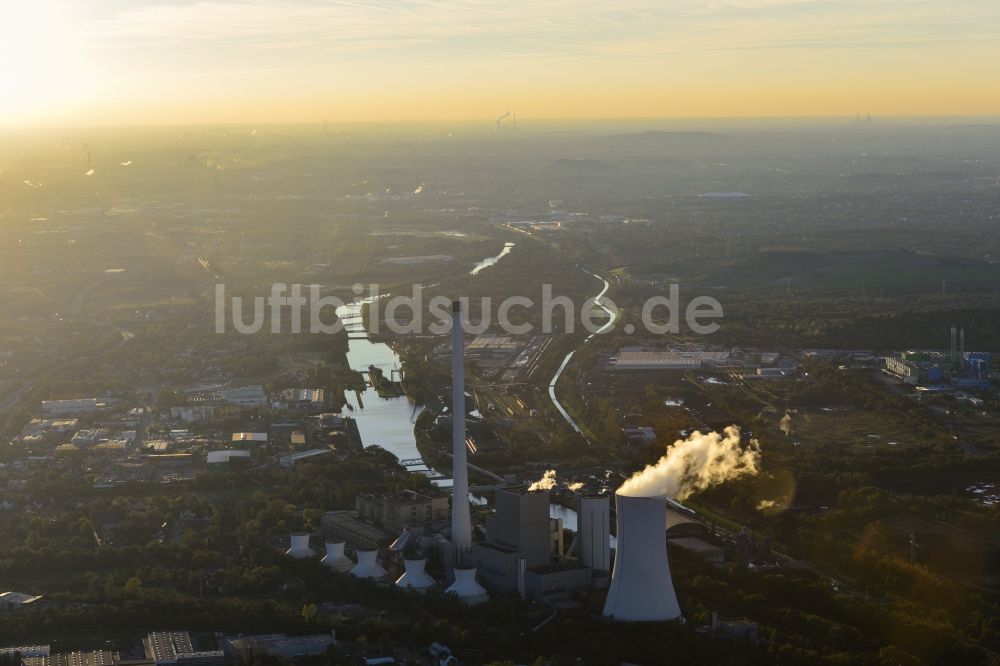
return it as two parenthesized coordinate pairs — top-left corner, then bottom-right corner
(206, 450), (251, 464)
(0, 646), (50, 659)
(320, 511), (394, 550)
(355, 491), (449, 533)
(223, 634), (335, 660)
(276, 388), (326, 408)
(143, 633), (223, 666)
(231, 432), (267, 445)
(279, 449), (332, 468)
(23, 650), (120, 666)
(41, 399), (102, 416)
(611, 350), (731, 370)
(0, 591), (43, 611)
(220, 386), (266, 407)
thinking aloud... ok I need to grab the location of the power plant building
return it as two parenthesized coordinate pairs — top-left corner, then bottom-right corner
(884, 328), (991, 389)
(577, 495), (611, 573)
(884, 354), (941, 385)
(471, 487), (592, 599)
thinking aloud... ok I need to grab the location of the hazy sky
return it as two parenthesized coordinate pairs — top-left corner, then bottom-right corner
(2, 0), (999, 126)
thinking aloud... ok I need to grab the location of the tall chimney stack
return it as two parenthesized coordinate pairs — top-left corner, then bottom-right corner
(951, 325), (957, 367)
(451, 300), (472, 556)
(960, 328), (966, 361)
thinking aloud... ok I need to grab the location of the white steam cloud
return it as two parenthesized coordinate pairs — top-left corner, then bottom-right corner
(528, 469), (557, 492)
(617, 426), (761, 500)
(527, 470), (584, 493)
(779, 411), (793, 436)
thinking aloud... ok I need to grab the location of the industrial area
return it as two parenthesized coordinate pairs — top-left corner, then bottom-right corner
(3, 110), (1000, 664)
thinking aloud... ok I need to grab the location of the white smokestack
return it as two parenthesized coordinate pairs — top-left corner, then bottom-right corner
(351, 548), (387, 579)
(321, 541), (353, 572)
(960, 328), (965, 359)
(617, 426), (760, 500)
(285, 533), (313, 559)
(451, 300), (472, 556)
(395, 557), (435, 591)
(603, 494), (681, 622)
(445, 566), (488, 605)
(578, 495), (611, 572)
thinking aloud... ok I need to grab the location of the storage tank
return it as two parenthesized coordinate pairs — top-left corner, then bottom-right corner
(395, 557), (436, 591)
(285, 532), (314, 559)
(445, 566), (488, 605)
(351, 548), (387, 579)
(602, 494), (681, 621)
(321, 541), (354, 572)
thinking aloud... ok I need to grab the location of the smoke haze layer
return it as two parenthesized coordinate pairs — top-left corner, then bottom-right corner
(617, 426), (760, 499)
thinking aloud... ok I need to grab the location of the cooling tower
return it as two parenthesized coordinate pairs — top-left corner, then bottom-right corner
(445, 566), (489, 606)
(450, 300), (472, 556)
(578, 494), (611, 572)
(321, 541), (353, 572)
(602, 494), (681, 622)
(285, 532), (314, 559)
(395, 557), (436, 591)
(351, 548), (387, 579)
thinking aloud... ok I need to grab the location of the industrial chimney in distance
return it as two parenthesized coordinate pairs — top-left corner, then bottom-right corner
(951, 325), (958, 367)
(602, 494), (681, 622)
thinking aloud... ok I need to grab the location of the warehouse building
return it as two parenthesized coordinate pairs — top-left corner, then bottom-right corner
(320, 510), (394, 549)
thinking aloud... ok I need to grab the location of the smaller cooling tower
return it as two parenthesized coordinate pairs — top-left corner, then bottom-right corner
(321, 541), (354, 572)
(351, 548), (387, 579)
(602, 494), (681, 622)
(395, 557), (435, 591)
(285, 532), (314, 559)
(445, 566), (489, 605)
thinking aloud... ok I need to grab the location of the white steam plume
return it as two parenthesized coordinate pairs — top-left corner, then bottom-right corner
(779, 411), (793, 436)
(617, 426), (761, 500)
(528, 469), (557, 492)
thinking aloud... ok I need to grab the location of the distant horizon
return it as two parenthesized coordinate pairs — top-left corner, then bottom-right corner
(3, 1), (999, 127)
(4, 113), (1000, 134)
